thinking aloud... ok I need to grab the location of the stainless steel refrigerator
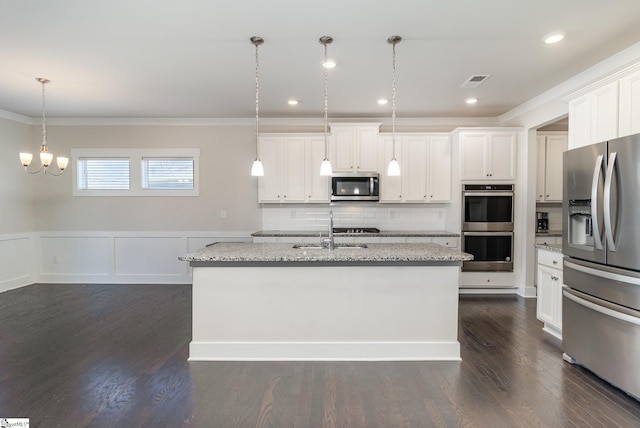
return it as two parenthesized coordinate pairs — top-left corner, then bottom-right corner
(562, 133), (640, 401)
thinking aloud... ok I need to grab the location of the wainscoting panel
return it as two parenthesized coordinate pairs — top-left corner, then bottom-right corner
(34, 231), (252, 285)
(0, 234), (33, 292)
(115, 236), (184, 277)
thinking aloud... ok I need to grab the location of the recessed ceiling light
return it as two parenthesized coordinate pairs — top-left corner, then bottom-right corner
(543, 32), (565, 44)
(377, 98), (388, 105)
(323, 59), (336, 69)
(288, 99), (299, 105)
(465, 97), (478, 105)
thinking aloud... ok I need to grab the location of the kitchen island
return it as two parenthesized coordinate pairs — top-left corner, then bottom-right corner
(180, 242), (472, 361)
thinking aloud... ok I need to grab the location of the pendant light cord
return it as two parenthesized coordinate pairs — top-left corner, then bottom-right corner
(323, 41), (329, 159)
(391, 40), (396, 157)
(255, 39), (260, 159)
(41, 79), (48, 148)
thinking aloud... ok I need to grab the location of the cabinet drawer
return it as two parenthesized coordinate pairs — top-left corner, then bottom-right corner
(538, 249), (563, 268)
(431, 237), (458, 248)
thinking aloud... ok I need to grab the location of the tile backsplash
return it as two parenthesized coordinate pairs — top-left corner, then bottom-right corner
(262, 204), (448, 231)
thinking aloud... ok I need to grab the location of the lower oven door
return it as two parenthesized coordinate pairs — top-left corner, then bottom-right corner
(462, 232), (513, 272)
(563, 286), (640, 401)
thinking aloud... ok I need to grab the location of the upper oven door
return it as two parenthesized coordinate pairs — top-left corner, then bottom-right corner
(463, 190), (513, 231)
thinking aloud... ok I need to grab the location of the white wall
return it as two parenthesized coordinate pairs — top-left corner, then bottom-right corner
(32, 124), (262, 232)
(0, 116), (36, 292)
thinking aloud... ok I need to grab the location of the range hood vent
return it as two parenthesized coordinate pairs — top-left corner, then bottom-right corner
(460, 74), (491, 88)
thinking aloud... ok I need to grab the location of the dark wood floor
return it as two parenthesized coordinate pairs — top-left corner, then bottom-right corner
(1, 284), (639, 427)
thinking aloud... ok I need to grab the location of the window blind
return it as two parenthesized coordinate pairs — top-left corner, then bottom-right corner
(141, 158), (194, 189)
(77, 158), (130, 190)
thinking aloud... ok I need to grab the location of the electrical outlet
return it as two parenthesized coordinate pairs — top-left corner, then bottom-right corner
(52, 256), (58, 264)
(219, 210), (227, 219)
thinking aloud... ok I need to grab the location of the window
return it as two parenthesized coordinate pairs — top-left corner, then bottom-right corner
(72, 149), (199, 196)
(77, 158), (130, 190)
(141, 158), (194, 190)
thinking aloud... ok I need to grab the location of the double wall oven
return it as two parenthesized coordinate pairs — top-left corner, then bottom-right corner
(461, 184), (514, 272)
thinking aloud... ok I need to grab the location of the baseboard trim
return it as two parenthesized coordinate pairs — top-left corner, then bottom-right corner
(188, 341), (461, 362)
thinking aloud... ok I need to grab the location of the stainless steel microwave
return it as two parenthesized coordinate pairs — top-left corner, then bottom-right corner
(331, 173), (379, 201)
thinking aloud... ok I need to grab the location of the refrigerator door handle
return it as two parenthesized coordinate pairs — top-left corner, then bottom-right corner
(591, 154), (604, 250)
(604, 151), (617, 251)
(565, 259), (640, 285)
(563, 286), (640, 325)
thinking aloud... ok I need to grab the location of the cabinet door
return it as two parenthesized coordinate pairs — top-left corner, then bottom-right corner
(258, 136), (282, 203)
(331, 127), (356, 172)
(543, 134), (567, 201)
(356, 127), (379, 171)
(536, 136), (546, 202)
(568, 94), (591, 149)
(459, 133), (488, 180)
(487, 132), (516, 180)
(378, 136), (402, 202)
(402, 136), (428, 202)
(536, 265), (556, 325)
(427, 136), (452, 202)
(281, 137), (306, 202)
(306, 137), (330, 202)
(553, 270), (563, 330)
(619, 69), (640, 137)
(591, 81), (619, 144)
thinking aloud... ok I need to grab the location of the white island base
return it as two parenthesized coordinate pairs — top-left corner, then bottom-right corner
(190, 265), (460, 361)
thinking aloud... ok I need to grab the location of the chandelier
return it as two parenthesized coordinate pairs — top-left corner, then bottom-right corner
(19, 78), (68, 176)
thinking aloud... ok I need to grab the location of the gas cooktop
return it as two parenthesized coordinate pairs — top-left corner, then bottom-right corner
(332, 227), (380, 234)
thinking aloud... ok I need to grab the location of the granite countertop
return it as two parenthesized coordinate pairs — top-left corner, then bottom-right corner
(535, 243), (563, 253)
(180, 242), (473, 264)
(252, 230), (459, 238)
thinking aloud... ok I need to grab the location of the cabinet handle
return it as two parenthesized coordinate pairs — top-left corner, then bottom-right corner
(552, 260), (558, 265)
(551, 276), (559, 281)
(546, 194), (550, 198)
(539, 194), (543, 198)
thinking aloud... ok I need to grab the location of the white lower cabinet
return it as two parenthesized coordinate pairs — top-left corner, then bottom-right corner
(536, 248), (563, 339)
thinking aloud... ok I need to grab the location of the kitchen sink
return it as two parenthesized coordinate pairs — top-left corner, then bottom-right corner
(292, 243), (368, 250)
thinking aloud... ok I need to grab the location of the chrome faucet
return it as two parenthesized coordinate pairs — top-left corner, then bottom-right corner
(321, 210), (335, 250)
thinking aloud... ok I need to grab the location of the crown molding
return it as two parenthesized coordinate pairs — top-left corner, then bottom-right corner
(0, 109), (34, 124)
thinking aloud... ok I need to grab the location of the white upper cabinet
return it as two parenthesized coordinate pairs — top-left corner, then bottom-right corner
(568, 81), (618, 148)
(330, 123), (380, 172)
(379, 134), (452, 203)
(619, 68), (640, 137)
(305, 136), (331, 203)
(258, 135), (329, 204)
(459, 130), (517, 181)
(567, 63), (640, 148)
(536, 132), (568, 202)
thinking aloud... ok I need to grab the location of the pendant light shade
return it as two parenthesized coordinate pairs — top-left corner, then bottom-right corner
(387, 158), (400, 176)
(250, 36), (265, 176)
(319, 36), (333, 176)
(387, 35), (402, 177)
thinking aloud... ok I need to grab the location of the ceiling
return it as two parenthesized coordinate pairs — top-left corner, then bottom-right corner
(1, 0), (640, 120)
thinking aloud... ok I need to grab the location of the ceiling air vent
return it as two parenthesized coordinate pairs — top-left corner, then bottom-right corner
(460, 74), (491, 88)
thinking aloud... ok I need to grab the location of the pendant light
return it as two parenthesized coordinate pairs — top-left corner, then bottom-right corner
(250, 36), (265, 176)
(387, 36), (402, 177)
(319, 36), (333, 176)
(19, 78), (69, 176)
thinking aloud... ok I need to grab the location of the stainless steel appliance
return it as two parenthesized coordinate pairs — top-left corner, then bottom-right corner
(536, 212), (549, 232)
(331, 173), (379, 201)
(461, 184), (514, 272)
(562, 133), (640, 401)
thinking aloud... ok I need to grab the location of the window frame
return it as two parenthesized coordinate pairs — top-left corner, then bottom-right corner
(71, 148), (200, 197)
